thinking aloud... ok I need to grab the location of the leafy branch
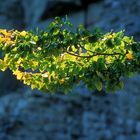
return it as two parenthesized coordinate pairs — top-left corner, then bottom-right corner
(0, 17), (139, 94)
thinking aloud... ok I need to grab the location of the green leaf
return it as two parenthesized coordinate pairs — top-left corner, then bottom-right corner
(118, 81), (124, 89)
(0, 60), (7, 71)
(106, 39), (114, 48)
(94, 79), (103, 91)
(71, 45), (77, 52)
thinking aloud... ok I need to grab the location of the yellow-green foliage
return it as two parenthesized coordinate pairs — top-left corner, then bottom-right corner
(0, 17), (140, 94)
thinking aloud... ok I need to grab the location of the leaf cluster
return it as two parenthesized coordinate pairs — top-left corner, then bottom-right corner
(0, 17), (140, 94)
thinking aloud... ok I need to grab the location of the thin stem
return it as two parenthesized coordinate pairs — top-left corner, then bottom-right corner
(66, 51), (123, 58)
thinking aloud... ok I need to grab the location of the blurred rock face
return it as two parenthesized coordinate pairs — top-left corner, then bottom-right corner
(1, 0), (140, 38)
(21, 0), (48, 26)
(0, 70), (22, 94)
(0, 0), (25, 29)
(0, 0), (140, 139)
(0, 89), (140, 140)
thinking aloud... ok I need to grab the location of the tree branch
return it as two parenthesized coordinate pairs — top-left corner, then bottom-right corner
(66, 50), (123, 58)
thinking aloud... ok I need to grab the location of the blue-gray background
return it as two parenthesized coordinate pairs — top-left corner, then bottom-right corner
(0, 0), (140, 140)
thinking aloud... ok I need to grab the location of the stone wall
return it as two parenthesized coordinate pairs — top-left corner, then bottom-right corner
(1, 87), (140, 140)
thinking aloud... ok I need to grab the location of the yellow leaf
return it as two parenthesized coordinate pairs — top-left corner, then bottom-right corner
(0, 29), (7, 35)
(23, 79), (31, 85)
(31, 83), (37, 89)
(20, 31), (27, 36)
(126, 52), (133, 60)
(16, 58), (22, 65)
(65, 53), (76, 61)
(71, 45), (77, 52)
(0, 29), (12, 39)
(17, 73), (23, 80)
(37, 47), (42, 50)
(93, 56), (98, 62)
(59, 78), (65, 84)
(13, 70), (23, 80)
(33, 61), (38, 67)
(105, 56), (112, 64)
(61, 63), (65, 69)
(0, 59), (7, 71)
